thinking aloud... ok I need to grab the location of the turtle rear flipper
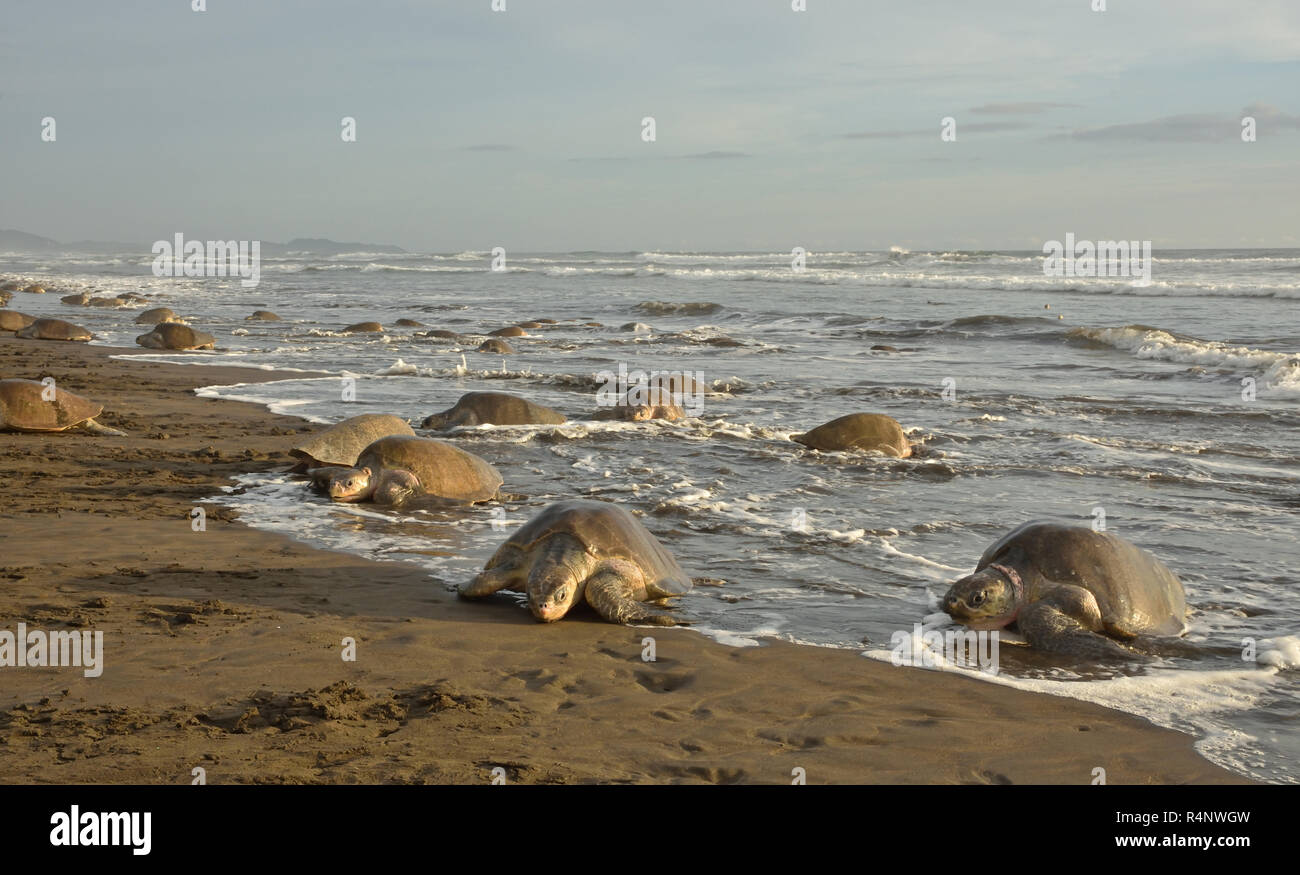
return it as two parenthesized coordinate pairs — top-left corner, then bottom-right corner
(80, 418), (126, 437)
(1017, 601), (1138, 659)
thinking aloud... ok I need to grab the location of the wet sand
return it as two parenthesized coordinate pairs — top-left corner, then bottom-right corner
(0, 336), (1249, 783)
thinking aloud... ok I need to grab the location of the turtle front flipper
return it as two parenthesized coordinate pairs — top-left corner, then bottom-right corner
(1017, 598), (1137, 659)
(460, 544), (528, 598)
(585, 560), (687, 626)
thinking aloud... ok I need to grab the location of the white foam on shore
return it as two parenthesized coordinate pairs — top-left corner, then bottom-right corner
(194, 379), (345, 422)
(862, 638), (1293, 783)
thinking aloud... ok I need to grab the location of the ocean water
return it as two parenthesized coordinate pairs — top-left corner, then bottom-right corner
(3, 247), (1297, 783)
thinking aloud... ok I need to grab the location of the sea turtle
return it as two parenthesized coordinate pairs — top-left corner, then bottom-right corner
(16, 318), (93, 342)
(488, 325), (527, 337)
(0, 291), (11, 306)
(940, 522), (1188, 658)
(22, 284), (46, 294)
(0, 311), (37, 333)
(319, 435), (502, 505)
(421, 392), (566, 429)
(289, 413), (415, 472)
(418, 329), (460, 340)
(461, 498), (693, 625)
(246, 310), (281, 321)
(394, 318), (423, 327)
(136, 323), (215, 350)
(591, 386), (685, 422)
(341, 321), (383, 333)
(87, 297), (123, 308)
(477, 339), (515, 354)
(61, 293), (91, 306)
(793, 412), (911, 458)
(135, 307), (181, 325)
(0, 379), (125, 435)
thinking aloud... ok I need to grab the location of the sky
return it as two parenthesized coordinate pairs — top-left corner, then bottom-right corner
(2, 0), (1299, 252)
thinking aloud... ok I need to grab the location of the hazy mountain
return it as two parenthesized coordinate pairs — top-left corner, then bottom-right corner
(0, 229), (60, 251)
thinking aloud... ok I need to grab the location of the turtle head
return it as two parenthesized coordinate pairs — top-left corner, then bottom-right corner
(328, 467), (374, 502)
(942, 566), (1023, 630)
(372, 469), (420, 505)
(528, 568), (583, 623)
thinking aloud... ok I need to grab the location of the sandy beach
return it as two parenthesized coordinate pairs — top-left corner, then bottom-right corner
(0, 336), (1250, 784)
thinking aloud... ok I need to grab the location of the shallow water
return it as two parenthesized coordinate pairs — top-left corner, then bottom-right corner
(5, 247), (1297, 782)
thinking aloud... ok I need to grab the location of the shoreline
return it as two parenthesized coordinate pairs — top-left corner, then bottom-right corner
(0, 337), (1251, 783)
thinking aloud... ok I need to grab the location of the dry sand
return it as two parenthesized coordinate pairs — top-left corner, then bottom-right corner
(0, 336), (1248, 784)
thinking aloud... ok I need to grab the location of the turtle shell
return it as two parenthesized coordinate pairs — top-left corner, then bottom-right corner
(135, 307), (180, 325)
(136, 323), (214, 349)
(16, 318), (93, 342)
(291, 414), (415, 468)
(793, 412), (910, 457)
(0, 311), (37, 332)
(977, 522), (1187, 636)
(423, 392), (566, 428)
(0, 379), (103, 432)
(496, 499), (692, 597)
(355, 435), (502, 503)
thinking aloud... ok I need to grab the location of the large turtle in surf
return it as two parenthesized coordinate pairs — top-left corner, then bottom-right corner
(421, 392), (566, 429)
(0, 379), (125, 435)
(290, 413), (415, 472)
(460, 499), (694, 625)
(317, 435), (502, 506)
(793, 412), (911, 458)
(940, 522), (1187, 658)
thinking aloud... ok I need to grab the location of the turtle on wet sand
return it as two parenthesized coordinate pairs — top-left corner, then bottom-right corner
(421, 391), (566, 429)
(940, 522), (1187, 658)
(460, 498), (695, 625)
(0, 311), (37, 333)
(136, 323), (215, 350)
(16, 318), (93, 342)
(320, 435), (502, 505)
(290, 413), (415, 472)
(0, 379), (126, 435)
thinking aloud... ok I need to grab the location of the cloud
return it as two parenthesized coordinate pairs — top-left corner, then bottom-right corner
(969, 102), (1080, 114)
(1058, 104), (1300, 142)
(841, 121), (1029, 139)
(463, 143), (515, 151)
